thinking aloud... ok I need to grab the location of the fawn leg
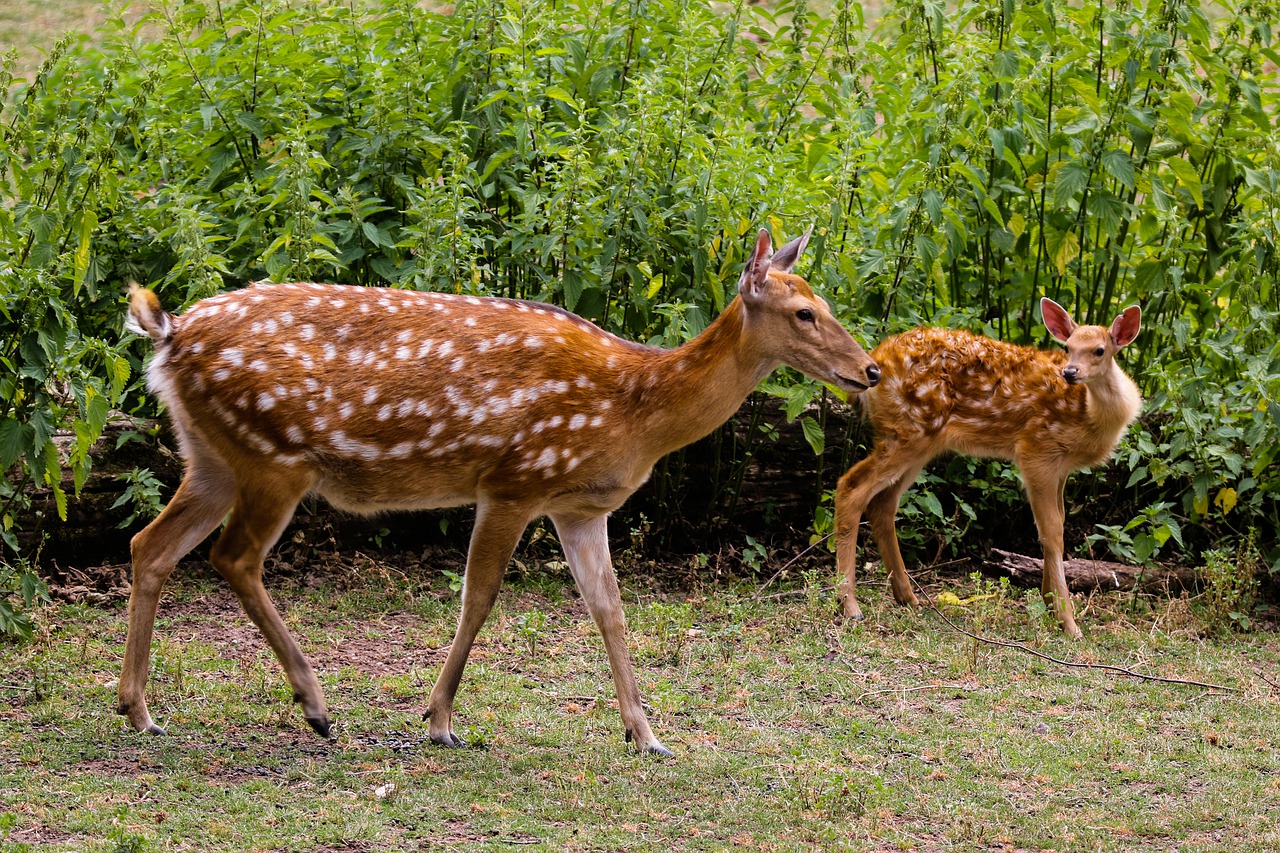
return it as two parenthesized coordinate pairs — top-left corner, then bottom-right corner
(426, 498), (532, 748)
(1026, 471), (1081, 639)
(208, 475), (331, 735)
(119, 463), (236, 734)
(835, 457), (881, 620)
(866, 462), (927, 608)
(551, 512), (670, 756)
(836, 446), (928, 619)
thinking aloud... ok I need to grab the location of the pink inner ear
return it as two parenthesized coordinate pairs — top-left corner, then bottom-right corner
(1111, 306), (1142, 346)
(1041, 298), (1076, 342)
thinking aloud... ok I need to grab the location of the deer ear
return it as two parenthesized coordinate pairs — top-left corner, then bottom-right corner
(1041, 297), (1077, 343)
(738, 229), (774, 304)
(769, 225), (812, 274)
(1110, 305), (1141, 347)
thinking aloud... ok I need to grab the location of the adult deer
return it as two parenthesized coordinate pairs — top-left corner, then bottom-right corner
(834, 298), (1141, 639)
(121, 227), (880, 755)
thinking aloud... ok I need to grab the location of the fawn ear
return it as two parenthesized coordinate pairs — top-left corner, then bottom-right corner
(738, 229), (775, 304)
(769, 225), (812, 274)
(1110, 305), (1142, 347)
(1041, 297), (1077, 343)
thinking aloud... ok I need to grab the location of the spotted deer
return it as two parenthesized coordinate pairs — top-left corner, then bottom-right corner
(121, 227), (880, 755)
(834, 298), (1142, 639)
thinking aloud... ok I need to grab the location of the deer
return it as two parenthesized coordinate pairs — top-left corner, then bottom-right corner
(120, 227), (881, 756)
(833, 297), (1142, 639)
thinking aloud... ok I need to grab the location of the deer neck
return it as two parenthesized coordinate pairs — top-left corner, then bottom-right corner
(631, 297), (776, 459)
(1082, 359), (1142, 439)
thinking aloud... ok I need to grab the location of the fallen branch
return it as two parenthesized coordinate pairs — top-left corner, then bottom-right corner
(985, 548), (1198, 594)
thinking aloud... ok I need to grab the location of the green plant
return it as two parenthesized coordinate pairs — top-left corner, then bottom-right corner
(110, 466), (164, 528)
(1088, 500), (1186, 565)
(0, 559), (48, 642)
(740, 535), (770, 574)
(514, 610), (546, 656)
(1200, 531), (1262, 634)
(440, 569), (464, 595)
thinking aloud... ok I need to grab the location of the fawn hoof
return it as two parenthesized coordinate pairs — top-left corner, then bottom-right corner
(839, 599), (864, 622)
(646, 742), (674, 758)
(144, 722), (167, 736)
(305, 715), (332, 739)
(430, 731), (465, 749)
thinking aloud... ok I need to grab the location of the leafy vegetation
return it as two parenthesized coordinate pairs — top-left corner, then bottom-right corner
(0, 0), (1277, 639)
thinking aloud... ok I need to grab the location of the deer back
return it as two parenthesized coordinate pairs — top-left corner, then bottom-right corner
(138, 283), (680, 513)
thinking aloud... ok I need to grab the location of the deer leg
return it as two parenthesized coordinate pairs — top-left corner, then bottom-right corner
(550, 511), (671, 757)
(208, 476), (330, 735)
(426, 498), (532, 748)
(835, 446), (927, 620)
(119, 464), (236, 734)
(866, 462), (928, 608)
(1026, 471), (1081, 639)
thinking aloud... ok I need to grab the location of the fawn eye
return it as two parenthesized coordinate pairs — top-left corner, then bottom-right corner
(796, 308), (815, 323)
(1093, 346), (1105, 357)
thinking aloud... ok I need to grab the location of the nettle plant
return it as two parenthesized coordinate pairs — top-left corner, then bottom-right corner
(0, 0), (1277, 607)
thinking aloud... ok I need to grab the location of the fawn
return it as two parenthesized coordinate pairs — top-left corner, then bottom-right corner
(834, 298), (1142, 639)
(121, 227), (881, 755)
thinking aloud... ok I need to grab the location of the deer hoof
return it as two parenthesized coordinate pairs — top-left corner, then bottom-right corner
(305, 715), (332, 739)
(144, 723), (167, 736)
(646, 742), (674, 758)
(430, 731), (465, 749)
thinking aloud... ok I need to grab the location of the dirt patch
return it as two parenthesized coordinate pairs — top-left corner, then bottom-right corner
(3, 824), (79, 847)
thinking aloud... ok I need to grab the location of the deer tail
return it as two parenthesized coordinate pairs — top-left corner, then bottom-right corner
(125, 283), (174, 344)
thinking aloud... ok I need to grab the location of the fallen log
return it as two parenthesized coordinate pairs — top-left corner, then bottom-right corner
(985, 548), (1199, 594)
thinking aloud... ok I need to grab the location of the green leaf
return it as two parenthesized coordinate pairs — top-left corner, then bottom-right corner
(0, 418), (33, 470)
(1165, 156), (1203, 209)
(1100, 149), (1135, 190)
(72, 209), (97, 297)
(799, 416), (824, 456)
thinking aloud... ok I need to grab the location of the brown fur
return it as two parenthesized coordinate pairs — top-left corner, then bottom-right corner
(834, 299), (1141, 638)
(117, 228), (879, 754)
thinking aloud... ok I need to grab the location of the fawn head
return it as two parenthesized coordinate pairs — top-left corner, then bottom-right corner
(1041, 297), (1141, 386)
(740, 227), (880, 392)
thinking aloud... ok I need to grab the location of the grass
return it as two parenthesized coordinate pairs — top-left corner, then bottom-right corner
(2, 552), (1278, 852)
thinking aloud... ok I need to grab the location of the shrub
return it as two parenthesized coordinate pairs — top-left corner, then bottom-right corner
(0, 0), (1276, 590)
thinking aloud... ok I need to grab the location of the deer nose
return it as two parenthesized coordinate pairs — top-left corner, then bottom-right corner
(1062, 366), (1079, 383)
(866, 364), (881, 387)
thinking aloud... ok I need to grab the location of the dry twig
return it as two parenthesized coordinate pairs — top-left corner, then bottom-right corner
(911, 576), (1238, 694)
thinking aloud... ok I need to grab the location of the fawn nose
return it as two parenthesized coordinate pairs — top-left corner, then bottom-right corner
(866, 364), (881, 387)
(1062, 366), (1080, 383)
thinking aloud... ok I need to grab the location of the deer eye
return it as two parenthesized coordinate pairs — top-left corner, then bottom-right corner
(796, 308), (815, 323)
(1093, 346), (1105, 357)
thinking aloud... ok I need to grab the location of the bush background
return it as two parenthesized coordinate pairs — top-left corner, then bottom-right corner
(1, 0), (1277, 605)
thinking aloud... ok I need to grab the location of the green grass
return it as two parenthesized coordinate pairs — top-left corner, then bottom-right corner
(2, 556), (1278, 851)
